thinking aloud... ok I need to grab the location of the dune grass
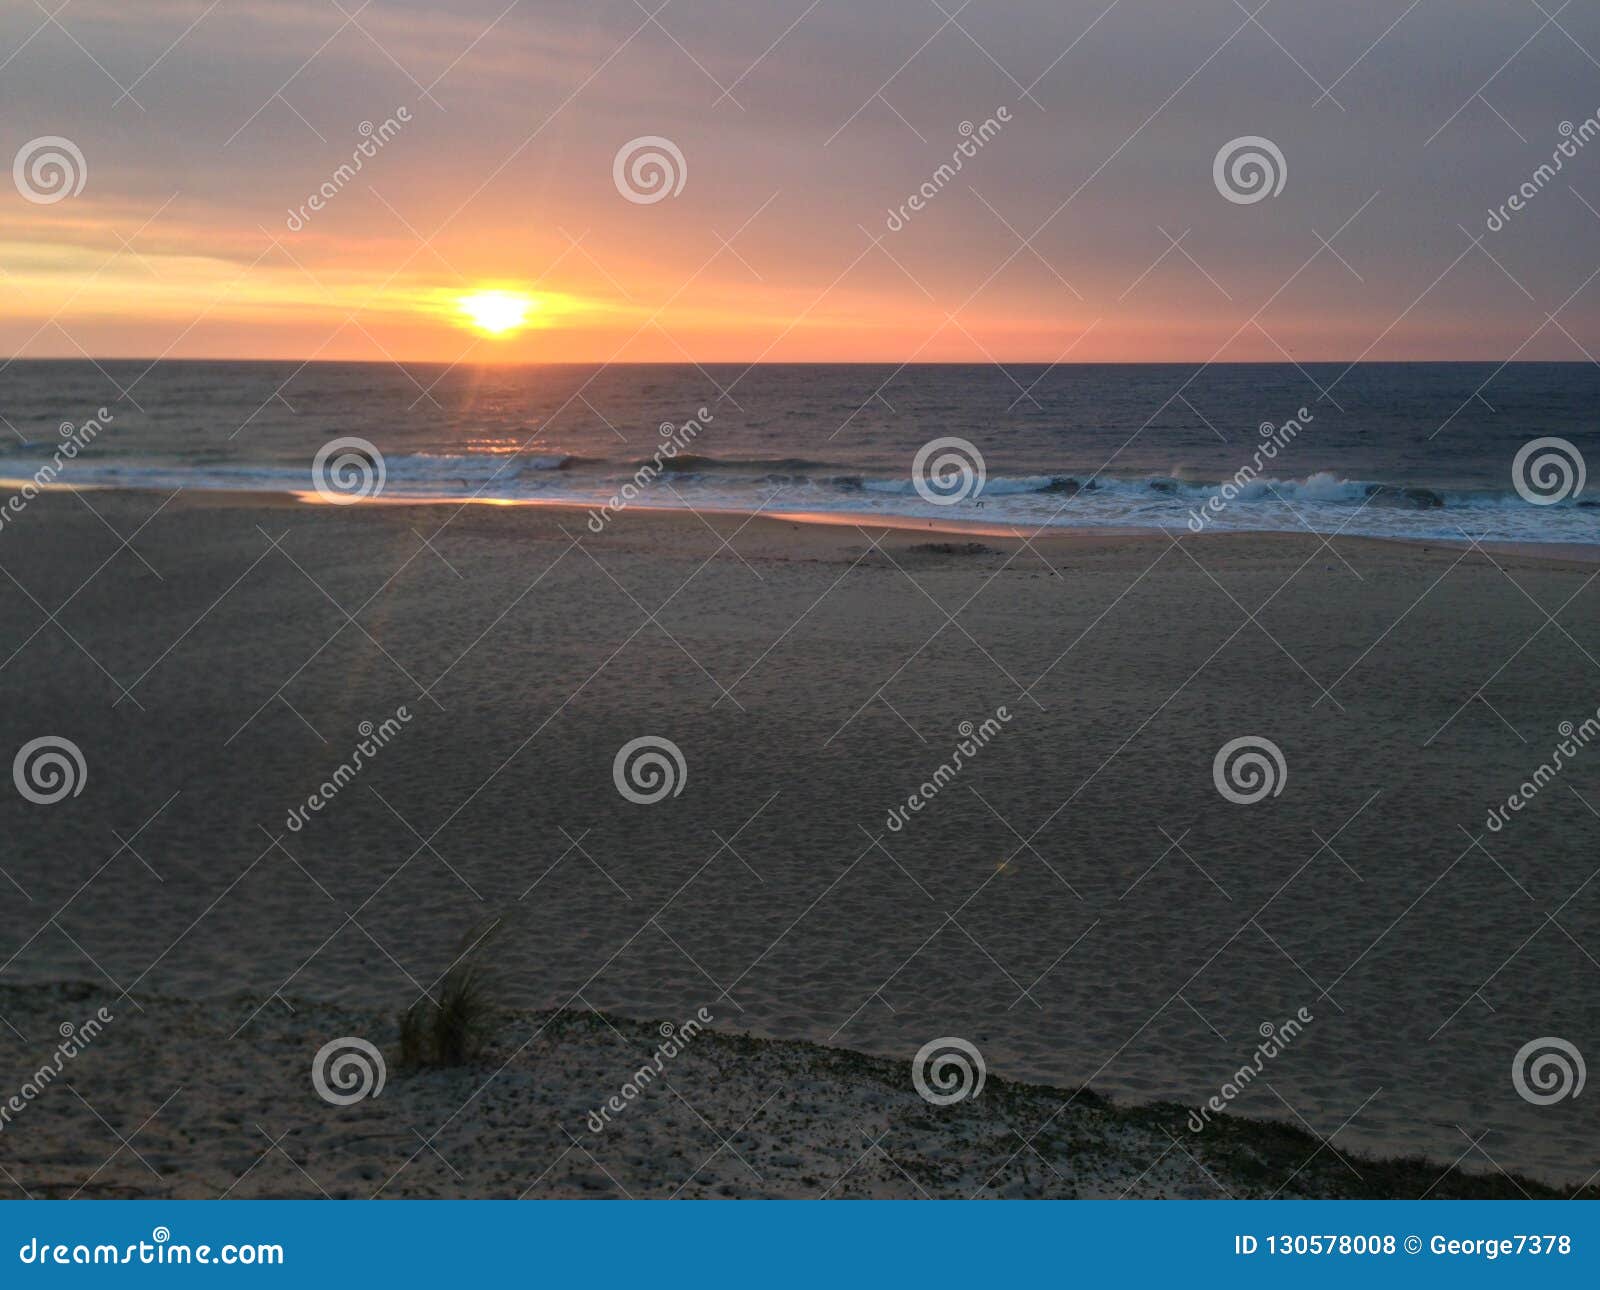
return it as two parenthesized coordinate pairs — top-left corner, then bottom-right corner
(398, 918), (502, 1068)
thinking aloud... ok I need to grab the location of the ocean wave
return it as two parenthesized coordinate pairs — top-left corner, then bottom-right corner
(851, 470), (1491, 509)
(647, 453), (837, 474)
(3, 448), (1587, 512)
(407, 451), (577, 473)
(3, 453), (1593, 546)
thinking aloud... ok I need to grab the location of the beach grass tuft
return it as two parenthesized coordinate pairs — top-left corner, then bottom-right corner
(398, 917), (503, 1068)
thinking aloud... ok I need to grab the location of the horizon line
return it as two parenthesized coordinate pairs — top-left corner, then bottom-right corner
(2, 356), (1590, 368)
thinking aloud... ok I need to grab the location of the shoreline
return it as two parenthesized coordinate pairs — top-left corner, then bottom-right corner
(0, 983), (1588, 1200)
(9, 480), (1600, 566)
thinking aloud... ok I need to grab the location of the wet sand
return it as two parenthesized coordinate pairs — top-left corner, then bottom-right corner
(0, 490), (1596, 1193)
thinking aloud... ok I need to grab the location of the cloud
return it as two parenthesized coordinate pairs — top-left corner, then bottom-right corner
(4, 0), (1600, 359)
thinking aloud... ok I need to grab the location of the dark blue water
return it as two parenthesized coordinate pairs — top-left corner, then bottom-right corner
(2, 361), (1596, 543)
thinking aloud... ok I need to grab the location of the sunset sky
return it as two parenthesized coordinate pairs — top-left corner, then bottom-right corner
(5, 0), (1600, 363)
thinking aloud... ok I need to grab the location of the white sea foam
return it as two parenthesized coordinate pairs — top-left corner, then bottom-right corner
(2, 457), (1593, 546)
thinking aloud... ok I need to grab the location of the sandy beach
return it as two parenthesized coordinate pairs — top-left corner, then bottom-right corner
(1, 490), (1597, 1195)
(1, 982), (1586, 1199)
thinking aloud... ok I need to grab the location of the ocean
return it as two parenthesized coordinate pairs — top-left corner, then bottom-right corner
(3, 360), (1597, 545)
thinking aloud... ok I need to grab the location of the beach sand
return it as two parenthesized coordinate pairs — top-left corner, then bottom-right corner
(0, 983), (1584, 1199)
(1, 491), (1596, 1195)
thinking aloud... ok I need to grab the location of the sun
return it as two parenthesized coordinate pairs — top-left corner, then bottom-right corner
(457, 290), (533, 336)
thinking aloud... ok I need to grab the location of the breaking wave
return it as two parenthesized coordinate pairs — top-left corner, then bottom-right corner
(2, 453), (1592, 545)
